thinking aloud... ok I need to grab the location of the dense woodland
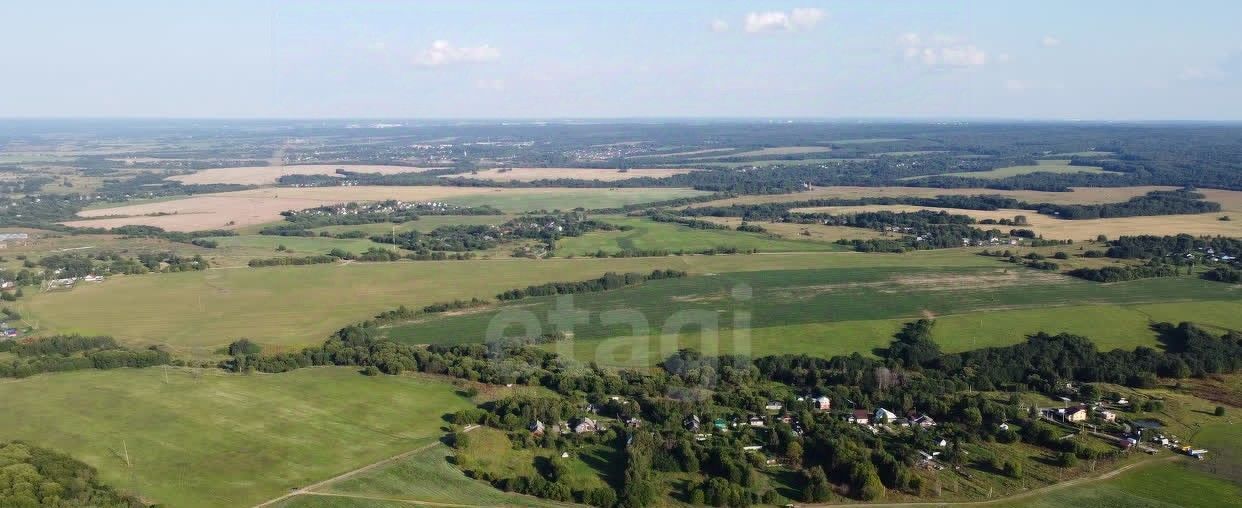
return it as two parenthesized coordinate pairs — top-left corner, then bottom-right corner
(0, 441), (144, 507)
(0, 335), (170, 378)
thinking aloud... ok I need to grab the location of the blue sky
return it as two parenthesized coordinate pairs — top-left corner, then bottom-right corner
(2, 1), (1240, 119)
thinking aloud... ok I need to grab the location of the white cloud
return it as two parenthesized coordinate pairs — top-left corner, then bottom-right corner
(898, 33), (988, 68)
(1041, 36), (1061, 48)
(743, 7), (826, 33)
(414, 40), (500, 67)
(709, 19), (729, 33)
(997, 53), (1011, 64)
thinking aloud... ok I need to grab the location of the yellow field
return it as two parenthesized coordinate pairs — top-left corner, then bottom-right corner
(449, 167), (696, 182)
(168, 164), (439, 185)
(64, 186), (704, 231)
(791, 188), (1242, 241)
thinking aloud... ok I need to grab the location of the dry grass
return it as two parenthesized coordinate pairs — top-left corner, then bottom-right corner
(793, 203), (1242, 241)
(64, 187), (537, 231)
(449, 167), (695, 182)
(65, 186), (702, 231)
(168, 164), (438, 185)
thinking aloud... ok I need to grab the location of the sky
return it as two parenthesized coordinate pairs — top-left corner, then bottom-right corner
(2, 0), (1241, 120)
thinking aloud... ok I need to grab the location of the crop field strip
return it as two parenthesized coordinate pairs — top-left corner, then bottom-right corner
(384, 266), (1242, 366)
(22, 250), (957, 355)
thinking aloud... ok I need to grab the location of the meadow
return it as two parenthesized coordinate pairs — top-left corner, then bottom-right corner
(906, 159), (1119, 180)
(688, 146), (833, 159)
(553, 216), (845, 256)
(313, 440), (566, 507)
(991, 460), (1241, 508)
(449, 167), (695, 182)
(383, 264), (1242, 366)
(0, 367), (476, 508)
(309, 214), (513, 236)
(20, 250), (933, 356)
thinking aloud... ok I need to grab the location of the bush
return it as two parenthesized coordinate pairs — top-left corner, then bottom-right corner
(1215, 406), (1226, 417)
(227, 338), (262, 356)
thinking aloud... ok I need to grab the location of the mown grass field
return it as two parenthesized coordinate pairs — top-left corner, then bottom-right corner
(206, 234), (398, 257)
(0, 367), (476, 508)
(21, 250), (971, 356)
(309, 215), (513, 236)
(992, 460), (1241, 508)
(317, 439), (564, 507)
(384, 266), (1242, 367)
(554, 216), (844, 256)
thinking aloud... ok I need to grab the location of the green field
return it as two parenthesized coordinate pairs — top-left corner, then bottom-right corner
(916, 159), (1119, 180)
(207, 234), (399, 257)
(23, 250), (955, 356)
(310, 215), (513, 236)
(384, 266), (1242, 367)
(993, 460), (1241, 508)
(554, 216), (844, 256)
(0, 367), (476, 508)
(317, 439), (564, 507)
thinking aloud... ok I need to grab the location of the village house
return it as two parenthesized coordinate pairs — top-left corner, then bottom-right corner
(764, 401), (784, 412)
(1065, 407), (1089, 423)
(874, 408), (899, 424)
(747, 415), (765, 427)
(684, 415), (701, 432)
(1099, 410), (1117, 422)
(624, 417), (642, 428)
(529, 420), (545, 436)
(573, 417), (600, 434)
(849, 409), (871, 425)
(815, 396), (831, 411)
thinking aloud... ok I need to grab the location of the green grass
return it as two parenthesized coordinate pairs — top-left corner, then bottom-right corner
(310, 215), (512, 236)
(685, 157), (854, 168)
(320, 441), (561, 507)
(992, 460), (1241, 508)
(23, 250), (943, 356)
(271, 496), (420, 508)
(0, 367), (476, 508)
(384, 267), (1242, 367)
(828, 138), (906, 144)
(913, 159), (1119, 180)
(207, 234), (398, 257)
(554, 216), (843, 256)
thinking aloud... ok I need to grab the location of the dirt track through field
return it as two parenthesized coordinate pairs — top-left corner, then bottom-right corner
(801, 456), (1177, 508)
(252, 425), (482, 508)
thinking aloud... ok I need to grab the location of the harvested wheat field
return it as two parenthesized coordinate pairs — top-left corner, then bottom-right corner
(168, 164), (438, 185)
(448, 167), (697, 182)
(65, 186), (706, 231)
(792, 204), (1242, 241)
